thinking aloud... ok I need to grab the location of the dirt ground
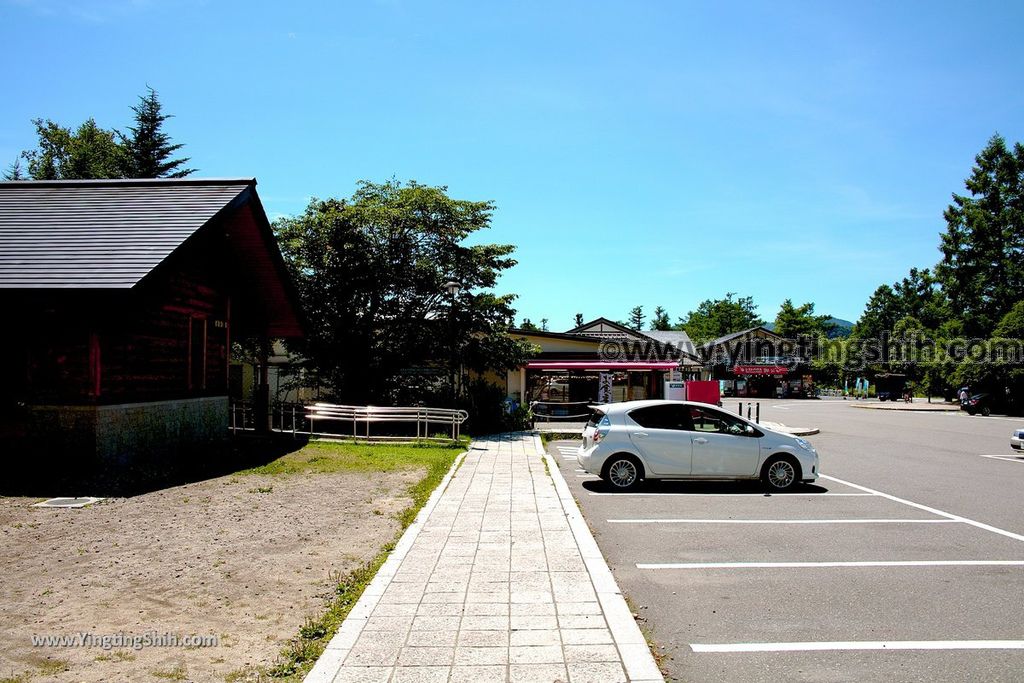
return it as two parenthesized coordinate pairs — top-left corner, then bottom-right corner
(0, 467), (420, 682)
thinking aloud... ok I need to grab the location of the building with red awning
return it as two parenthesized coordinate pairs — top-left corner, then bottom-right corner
(507, 318), (702, 415)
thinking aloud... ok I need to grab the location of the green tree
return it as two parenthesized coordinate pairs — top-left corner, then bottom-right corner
(852, 285), (902, 341)
(628, 305), (645, 331)
(539, 318), (549, 332)
(893, 268), (948, 332)
(121, 87), (194, 178)
(275, 179), (534, 404)
(17, 88), (194, 180)
(520, 318), (539, 331)
(650, 306), (671, 331)
(676, 293), (764, 343)
(773, 299), (834, 338)
(21, 117), (125, 179)
(937, 134), (1024, 337)
(3, 158), (24, 180)
(573, 313), (584, 328)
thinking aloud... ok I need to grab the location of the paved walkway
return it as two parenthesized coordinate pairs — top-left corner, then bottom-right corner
(306, 433), (662, 683)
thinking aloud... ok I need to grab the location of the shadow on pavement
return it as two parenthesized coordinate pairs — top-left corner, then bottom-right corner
(580, 478), (833, 495)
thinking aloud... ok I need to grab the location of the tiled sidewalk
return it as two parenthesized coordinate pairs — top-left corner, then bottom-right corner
(306, 433), (663, 683)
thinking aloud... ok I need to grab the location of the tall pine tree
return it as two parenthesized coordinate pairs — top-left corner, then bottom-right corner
(937, 134), (1024, 337)
(121, 87), (194, 178)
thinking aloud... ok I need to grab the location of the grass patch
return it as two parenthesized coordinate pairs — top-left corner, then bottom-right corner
(150, 665), (188, 680)
(238, 438), (468, 478)
(540, 431), (582, 444)
(94, 650), (135, 663)
(0, 659), (71, 683)
(231, 438), (467, 681)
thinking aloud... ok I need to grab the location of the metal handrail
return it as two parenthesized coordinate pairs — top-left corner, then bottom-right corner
(306, 403), (469, 441)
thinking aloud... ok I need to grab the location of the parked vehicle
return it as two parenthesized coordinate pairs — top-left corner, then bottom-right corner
(962, 393), (993, 416)
(876, 373), (907, 402)
(1011, 428), (1024, 451)
(579, 400), (819, 492)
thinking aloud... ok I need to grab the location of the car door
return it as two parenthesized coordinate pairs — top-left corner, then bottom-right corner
(687, 406), (761, 477)
(626, 404), (694, 476)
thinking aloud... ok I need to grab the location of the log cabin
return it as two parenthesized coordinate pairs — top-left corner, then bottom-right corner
(0, 178), (304, 463)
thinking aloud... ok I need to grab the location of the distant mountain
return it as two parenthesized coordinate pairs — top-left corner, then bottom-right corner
(826, 317), (854, 338)
(763, 317), (854, 338)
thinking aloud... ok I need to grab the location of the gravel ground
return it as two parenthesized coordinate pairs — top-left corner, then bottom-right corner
(0, 466), (421, 682)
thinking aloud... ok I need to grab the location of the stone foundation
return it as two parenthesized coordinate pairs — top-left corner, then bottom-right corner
(26, 397), (228, 464)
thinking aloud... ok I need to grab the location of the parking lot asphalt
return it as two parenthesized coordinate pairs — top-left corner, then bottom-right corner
(548, 399), (1024, 682)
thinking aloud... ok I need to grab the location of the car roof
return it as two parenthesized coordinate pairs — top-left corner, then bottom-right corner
(594, 399), (724, 414)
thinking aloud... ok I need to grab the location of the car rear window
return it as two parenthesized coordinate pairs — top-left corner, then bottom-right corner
(586, 409), (606, 427)
(628, 405), (694, 430)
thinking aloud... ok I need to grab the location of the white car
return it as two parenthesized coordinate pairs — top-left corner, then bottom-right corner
(578, 400), (819, 492)
(1012, 429), (1024, 451)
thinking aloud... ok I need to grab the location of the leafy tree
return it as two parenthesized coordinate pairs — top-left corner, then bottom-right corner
(773, 299), (834, 338)
(650, 306), (671, 331)
(676, 293), (764, 343)
(520, 318), (539, 331)
(937, 134), (1024, 337)
(573, 313), (584, 328)
(275, 179), (535, 404)
(17, 88), (194, 180)
(628, 305), (645, 331)
(21, 118), (125, 179)
(120, 87), (194, 178)
(539, 318), (549, 332)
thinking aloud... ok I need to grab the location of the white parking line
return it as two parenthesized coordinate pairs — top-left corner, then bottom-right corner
(690, 640), (1024, 653)
(637, 560), (1024, 570)
(979, 454), (1024, 464)
(820, 474), (1024, 544)
(610, 518), (959, 525)
(588, 492), (875, 497)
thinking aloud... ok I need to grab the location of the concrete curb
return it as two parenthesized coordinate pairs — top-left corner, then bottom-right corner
(850, 403), (960, 412)
(533, 432), (665, 683)
(760, 421), (820, 437)
(303, 449), (469, 683)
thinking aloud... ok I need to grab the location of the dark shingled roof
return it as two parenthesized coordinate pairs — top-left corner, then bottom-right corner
(0, 178), (253, 288)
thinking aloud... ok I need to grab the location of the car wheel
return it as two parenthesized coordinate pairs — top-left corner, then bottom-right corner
(967, 408), (977, 415)
(761, 456), (800, 492)
(603, 454), (644, 492)
(982, 407), (991, 416)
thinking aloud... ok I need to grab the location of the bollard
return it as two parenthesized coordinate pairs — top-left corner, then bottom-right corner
(746, 404), (751, 419)
(737, 401), (743, 416)
(756, 402), (760, 423)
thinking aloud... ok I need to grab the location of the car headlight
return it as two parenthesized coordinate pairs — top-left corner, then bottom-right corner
(794, 438), (814, 452)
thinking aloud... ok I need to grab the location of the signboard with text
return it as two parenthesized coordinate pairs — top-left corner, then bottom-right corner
(733, 365), (788, 376)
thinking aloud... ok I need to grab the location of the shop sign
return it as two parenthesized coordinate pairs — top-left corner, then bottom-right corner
(733, 365), (788, 376)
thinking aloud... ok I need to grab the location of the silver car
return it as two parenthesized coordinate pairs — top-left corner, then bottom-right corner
(578, 400), (819, 492)
(1012, 429), (1024, 451)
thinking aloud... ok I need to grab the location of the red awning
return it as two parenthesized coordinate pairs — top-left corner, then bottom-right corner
(525, 361), (680, 371)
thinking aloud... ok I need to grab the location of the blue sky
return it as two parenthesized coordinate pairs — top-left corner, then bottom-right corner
(2, 1), (1022, 329)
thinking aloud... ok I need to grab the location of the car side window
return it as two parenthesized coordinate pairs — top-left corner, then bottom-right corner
(689, 407), (748, 436)
(628, 405), (694, 431)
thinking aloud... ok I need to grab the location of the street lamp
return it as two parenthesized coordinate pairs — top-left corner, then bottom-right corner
(444, 281), (462, 406)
